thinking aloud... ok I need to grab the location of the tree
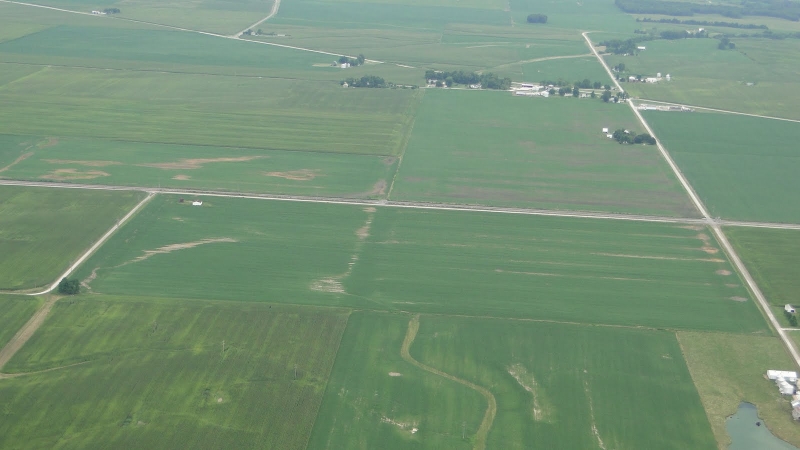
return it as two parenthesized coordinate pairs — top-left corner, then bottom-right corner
(558, 87), (569, 96)
(58, 277), (80, 295)
(548, 88), (556, 96)
(572, 86), (580, 97)
(526, 14), (547, 24)
(633, 133), (656, 144)
(435, 80), (444, 87)
(357, 54), (366, 65)
(445, 76), (454, 87)
(257, 28), (263, 35)
(604, 84), (611, 90)
(591, 90), (597, 98)
(593, 81), (602, 89)
(601, 90), (612, 102)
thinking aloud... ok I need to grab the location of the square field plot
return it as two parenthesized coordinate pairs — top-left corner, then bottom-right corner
(0, 185), (145, 290)
(0, 297), (348, 450)
(645, 111), (800, 223)
(311, 312), (717, 449)
(391, 90), (698, 217)
(78, 196), (767, 332)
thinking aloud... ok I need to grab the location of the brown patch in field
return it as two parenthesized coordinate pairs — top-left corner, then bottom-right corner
(172, 174), (191, 180)
(696, 233), (710, 241)
(496, 268), (561, 277)
(382, 156), (397, 166)
(679, 225), (704, 231)
(701, 246), (719, 254)
(140, 156), (263, 170)
(367, 179), (387, 197)
(172, 217), (184, 222)
(726, 283), (739, 288)
(716, 269), (732, 276)
(593, 252), (724, 263)
(125, 238), (237, 265)
(44, 159), (122, 167)
(388, 372), (402, 377)
(729, 296), (748, 302)
(42, 168), (110, 180)
(0, 152), (33, 173)
(363, 206), (376, 213)
(37, 137), (59, 148)
(81, 267), (100, 291)
(217, 397), (224, 403)
(310, 278), (345, 293)
(263, 169), (320, 181)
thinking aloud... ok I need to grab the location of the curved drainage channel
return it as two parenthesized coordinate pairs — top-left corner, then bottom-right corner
(727, 402), (799, 450)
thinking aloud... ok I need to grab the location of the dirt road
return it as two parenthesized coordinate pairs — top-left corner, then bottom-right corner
(0, 296), (58, 372)
(235, 0), (282, 37)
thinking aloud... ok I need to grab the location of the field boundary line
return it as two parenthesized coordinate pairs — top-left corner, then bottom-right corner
(386, 89), (423, 200)
(635, 99), (800, 124)
(25, 192), (155, 296)
(234, 0), (281, 37)
(584, 31), (800, 369)
(0, 296), (58, 372)
(5, 179), (800, 230)
(401, 315), (496, 450)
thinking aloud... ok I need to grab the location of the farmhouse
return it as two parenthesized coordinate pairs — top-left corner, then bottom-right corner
(786, 304), (796, 314)
(192, 200), (203, 206)
(602, 127), (609, 133)
(637, 46), (646, 50)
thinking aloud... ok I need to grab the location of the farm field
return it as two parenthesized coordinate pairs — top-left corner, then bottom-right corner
(605, 38), (800, 120)
(518, 55), (611, 85)
(0, 69), (420, 156)
(726, 228), (800, 307)
(0, 134), (398, 198)
(0, 185), (145, 290)
(644, 111), (800, 223)
(76, 195), (767, 331)
(678, 331), (800, 448)
(0, 295), (41, 350)
(407, 315), (716, 449)
(0, 296), (348, 449)
(308, 311), (484, 450)
(391, 89), (698, 216)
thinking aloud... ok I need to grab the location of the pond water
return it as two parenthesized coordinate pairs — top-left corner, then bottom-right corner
(727, 402), (799, 450)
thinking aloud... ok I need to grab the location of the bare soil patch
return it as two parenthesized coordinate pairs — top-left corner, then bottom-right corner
(388, 372), (402, 377)
(309, 278), (345, 293)
(141, 156), (263, 170)
(37, 137), (59, 148)
(366, 179), (387, 197)
(0, 152), (33, 173)
(716, 269), (732, 276)
(382, 156), (397, 166)
(263, 169), (320, 181)
(729, 296), (748, 302)
(44, 159), (122, 167)
(126, 238), (237, 265)
(0, 296), (59, 371)
(42, 168), (110, 180)
(172, 174), (191, 181)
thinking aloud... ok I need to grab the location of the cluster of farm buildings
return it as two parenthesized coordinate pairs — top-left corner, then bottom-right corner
(637, 104), (694, 112)
(766, 369), (800, 420)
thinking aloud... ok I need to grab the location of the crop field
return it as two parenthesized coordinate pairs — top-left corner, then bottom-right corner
(0, 295), (41, 349)
(0, 185), (145, 290)
(678, 331), (800, 448)
(391, 89), (698, 216)
(644, 111), (800, 223)
(75, 195), (766, 331)
(519, 56), (610, 84)
(726, 228), (800, 307)
(407, 315), (716, 449)
(308, 311), (484, 449)
(0, 134), (398, 197)
(0, 296), (348, 449)
(605, 38), (800, 120)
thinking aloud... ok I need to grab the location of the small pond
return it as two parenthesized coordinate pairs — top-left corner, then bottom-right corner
(727, 402), (799, 450)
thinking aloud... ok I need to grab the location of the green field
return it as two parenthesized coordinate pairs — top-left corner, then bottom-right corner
(605, 38), (800, 120)
(0, 296), (348, 449)
(408, 315), (716, 449)
(726, 227), (800, 307)
(644, 111), (800, 223)
(308, 312), (484, 449)
(0, 295), (41, 349)
(75, 195), (766, 331)
(391, 89), (698, 216)
(0, 185), (145, 290)
(678, 331), (800, 448)
(519, 55), (611, 84)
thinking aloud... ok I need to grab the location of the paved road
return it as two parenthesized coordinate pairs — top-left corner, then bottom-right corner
(635, 98), (800, 124)
(584, 31), (800, 369)
(235, 0), (281, 37)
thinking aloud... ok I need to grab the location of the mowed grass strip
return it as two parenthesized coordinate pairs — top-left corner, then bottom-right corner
(645, 111), (800, 223)
(0, 185), (145, 290)
(677, 331), (800, 448)
(345, 207), (767, 331)
(391, 89), (697, 216)
(0, 69), (420, 156)
(0, 134), (398, 198)
(0, 295), (42, 349)
(0, 296), (348, 449)
(410, 315), (716, 449)
(308, 312), (484, 449)
(726, 227), (800, 307)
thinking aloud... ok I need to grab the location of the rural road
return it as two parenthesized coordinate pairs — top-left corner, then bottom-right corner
(635, 98), (800, 124)
(235, 0), (281, 37)
(584, 31), (800, 369)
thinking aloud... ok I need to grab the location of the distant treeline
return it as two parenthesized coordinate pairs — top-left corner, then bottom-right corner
(616, 0), (800, 22)
(342, 75), (390, 88)
(637, 17), (768, 30)
(599, 37), (652, 54)
(541, 79), (608, 90)
(720, 30), (800, 39)
(425, 70), (512, 90)
(103, 8), (120, 14)
(527, 14), (547, 23)
(613, 129), (656, 145)
(339, 54), (365, 67)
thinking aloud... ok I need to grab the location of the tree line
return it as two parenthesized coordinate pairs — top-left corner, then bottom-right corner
(637, 17), (768, 30)
(599, 37), (652, 54)
(425, 70), (512, 90)
(58, 277), (80, 295)
(612, 129), (656, 145)
(342, 75), (391, 88)
(339, 54), (366, 66)
(103, 8), (120, 14)
(615, 0), (800, 22)
(527, 14), (547, 23)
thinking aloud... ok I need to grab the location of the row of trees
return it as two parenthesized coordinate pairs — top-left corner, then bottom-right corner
(718, 36), (736, 50)
(612, 129), (656, 145)
(615, 0), (800, 22)
(636, 17), (768, 30)
(659, 29), (708, 39)
(342, 75), (389, 88)
(339, 54), (366, 66)
(527, 14), (547, 23)
(599, 37), (652, 54)
(540, 79), (609, 89)
(424, 70), (512, 90)
(103, 8), (120, 14)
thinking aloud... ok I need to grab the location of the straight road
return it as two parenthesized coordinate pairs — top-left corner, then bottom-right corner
(583, 31), (800, 369)
(635, 98), (800, 124)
